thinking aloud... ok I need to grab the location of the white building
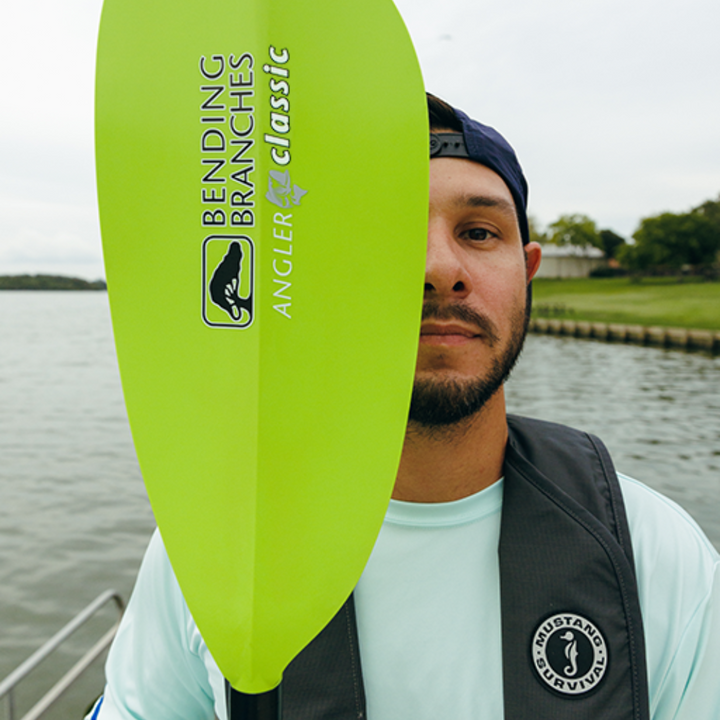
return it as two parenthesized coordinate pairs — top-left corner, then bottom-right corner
(535, 244), (606, 279)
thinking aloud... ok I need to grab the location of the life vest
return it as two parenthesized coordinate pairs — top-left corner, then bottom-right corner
(228, 415), (650, 719)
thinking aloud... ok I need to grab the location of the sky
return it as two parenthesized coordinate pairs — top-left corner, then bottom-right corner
(1, 0), (719, 280)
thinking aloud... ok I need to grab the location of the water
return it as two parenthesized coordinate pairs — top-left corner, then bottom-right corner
(505, 334), (720, 544)
(0, 292), (154, 718)
(0, 292), (718, 716)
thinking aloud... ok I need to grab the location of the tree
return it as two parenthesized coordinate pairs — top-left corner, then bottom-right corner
(547, 214), (601, 252)
(619, 211), (720, 272)
(597, 229), (626, 260)
(693, 195), (720, 230)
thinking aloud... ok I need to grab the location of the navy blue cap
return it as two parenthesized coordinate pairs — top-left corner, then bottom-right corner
(430, 107), (530, 246)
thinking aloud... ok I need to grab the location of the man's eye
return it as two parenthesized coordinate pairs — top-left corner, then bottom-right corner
(465, 228), (495, 241)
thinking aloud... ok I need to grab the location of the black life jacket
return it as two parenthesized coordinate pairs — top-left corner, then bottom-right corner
(230, 415), (650, 719)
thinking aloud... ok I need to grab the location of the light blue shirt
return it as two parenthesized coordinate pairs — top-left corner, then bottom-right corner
(90, 474), (720, 719)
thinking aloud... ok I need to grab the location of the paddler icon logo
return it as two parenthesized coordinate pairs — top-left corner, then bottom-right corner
(201, 235), (255, 328)
(531, 613), (608, 696)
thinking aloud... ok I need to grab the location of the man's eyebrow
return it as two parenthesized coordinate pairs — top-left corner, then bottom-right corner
(456, 194), (517, 218)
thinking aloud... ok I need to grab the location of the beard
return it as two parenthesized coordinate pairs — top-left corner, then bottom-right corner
(408, 297), (529, 428)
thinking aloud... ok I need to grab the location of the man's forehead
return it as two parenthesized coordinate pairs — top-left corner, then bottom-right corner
(457, 193), (518, 220)
(431, 157), (517, 211)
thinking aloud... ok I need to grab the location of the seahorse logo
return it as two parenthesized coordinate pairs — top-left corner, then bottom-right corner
(531, 612), (608, 697)
(560, 631), (579, 677)
(202, 236), (254, 328)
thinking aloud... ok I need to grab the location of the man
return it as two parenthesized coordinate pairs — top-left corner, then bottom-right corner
(89, 95), (720, 719)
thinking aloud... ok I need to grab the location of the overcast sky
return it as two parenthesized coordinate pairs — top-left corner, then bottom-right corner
(1, 0), (719, 280)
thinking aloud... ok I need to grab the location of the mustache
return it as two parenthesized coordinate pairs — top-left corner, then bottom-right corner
(421, 301), (500, 347)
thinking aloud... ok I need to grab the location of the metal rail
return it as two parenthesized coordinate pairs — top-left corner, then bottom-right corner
(0, 589), (124, 720)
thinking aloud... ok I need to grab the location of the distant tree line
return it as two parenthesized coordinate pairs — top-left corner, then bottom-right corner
(0, 274), (107, 290)
(532, 194), (720, 276)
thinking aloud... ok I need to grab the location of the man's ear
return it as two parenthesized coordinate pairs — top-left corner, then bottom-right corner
(524, 242), (542, 283)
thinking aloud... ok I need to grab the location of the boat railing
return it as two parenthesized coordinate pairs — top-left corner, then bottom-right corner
(0, 589), (125, 720)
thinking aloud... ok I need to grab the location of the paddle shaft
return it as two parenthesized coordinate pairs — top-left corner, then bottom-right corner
(226, 681), (281, 720)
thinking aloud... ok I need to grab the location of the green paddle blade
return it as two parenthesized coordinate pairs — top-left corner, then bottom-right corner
(96, 0), (427, 694)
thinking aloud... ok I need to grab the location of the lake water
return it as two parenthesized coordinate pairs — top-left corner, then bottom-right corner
(507, 331), (720, 541)
(1, 292), (718, 717)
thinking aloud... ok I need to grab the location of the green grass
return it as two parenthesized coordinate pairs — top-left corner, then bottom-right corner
(532, 277), (720, 331)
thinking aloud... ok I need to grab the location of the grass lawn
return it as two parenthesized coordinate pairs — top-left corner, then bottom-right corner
(531, 277), (720, 331)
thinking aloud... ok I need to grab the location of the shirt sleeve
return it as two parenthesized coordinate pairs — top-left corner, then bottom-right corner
(91, 529), (223, 720)
(619, 474), (720, 719)
(663, 563), (720, 719)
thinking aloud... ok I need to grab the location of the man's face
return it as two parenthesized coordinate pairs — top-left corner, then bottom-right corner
(409, 157), (541, 427)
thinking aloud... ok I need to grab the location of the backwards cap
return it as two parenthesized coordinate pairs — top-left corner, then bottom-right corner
(430, 106), (530, 246)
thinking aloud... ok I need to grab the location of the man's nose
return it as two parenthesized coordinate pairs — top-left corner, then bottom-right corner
(424, 222), (471, 298)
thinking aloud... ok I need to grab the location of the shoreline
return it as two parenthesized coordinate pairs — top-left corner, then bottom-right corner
(529, 318), (720, 353)
(0, 275), (106, 291)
